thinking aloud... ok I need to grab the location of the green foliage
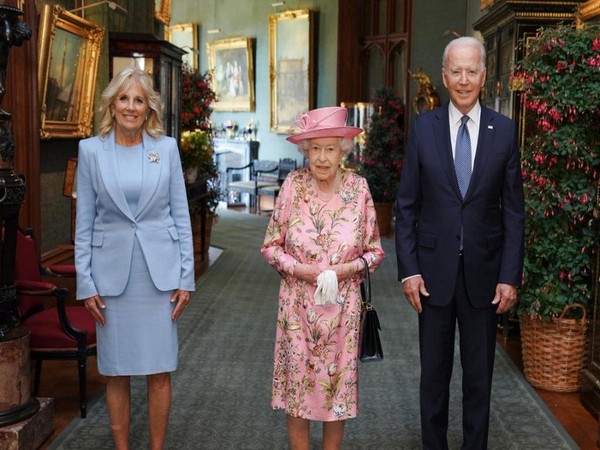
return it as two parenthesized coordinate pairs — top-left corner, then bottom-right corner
(358, 87), (405, 202)
(180, 67), (217, 132)
(513, 24), (600, 319)
(180, 130), (219, 216)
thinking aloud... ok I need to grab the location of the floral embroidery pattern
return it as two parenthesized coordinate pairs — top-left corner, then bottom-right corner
(262, 168), (384, 421)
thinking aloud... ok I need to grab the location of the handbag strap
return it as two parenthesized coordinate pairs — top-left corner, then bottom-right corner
(359, 256), (372, 308)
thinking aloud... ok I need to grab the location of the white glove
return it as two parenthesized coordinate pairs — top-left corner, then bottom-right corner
(314, 270), (339, 306)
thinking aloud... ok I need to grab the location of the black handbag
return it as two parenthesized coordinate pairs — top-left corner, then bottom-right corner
(358, 256), (383, 363)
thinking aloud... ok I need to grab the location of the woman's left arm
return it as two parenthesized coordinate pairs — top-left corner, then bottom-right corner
(333, 177), (385, 282)
(168, 139), (195, 291)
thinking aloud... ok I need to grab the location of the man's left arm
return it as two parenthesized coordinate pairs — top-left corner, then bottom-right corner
(498, 122), (525, 288)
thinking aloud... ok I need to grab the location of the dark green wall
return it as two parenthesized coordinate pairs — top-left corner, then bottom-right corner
(409, 0), (485, 118)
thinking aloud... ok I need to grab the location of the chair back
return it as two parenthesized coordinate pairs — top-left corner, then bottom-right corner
(15, 230), (42, 282)
(15, 230), (45, 317)
(252, 160), (278, 178)
(277, 158), (297, 184)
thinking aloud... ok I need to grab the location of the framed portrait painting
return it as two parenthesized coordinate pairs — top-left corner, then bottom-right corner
(207, 37), (255, 111)
(155, 0), (171, 25)
(269, 9), (314, 133)
(37, 4), (105, 139)
(165, 23), (199, 70)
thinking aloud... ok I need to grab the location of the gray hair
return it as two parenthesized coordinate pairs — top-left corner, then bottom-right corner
(296, 137), (355, 157)
(442, 36), (486, 71)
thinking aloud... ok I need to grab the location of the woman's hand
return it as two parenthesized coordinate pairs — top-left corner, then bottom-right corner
(171, 289), (191, 320)
(294, 263), (321, 286)
(331, 260), (361, 283)
(84, 295), (106, 325)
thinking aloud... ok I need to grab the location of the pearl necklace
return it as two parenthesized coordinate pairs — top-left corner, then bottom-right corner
(312, 169), (341, 202)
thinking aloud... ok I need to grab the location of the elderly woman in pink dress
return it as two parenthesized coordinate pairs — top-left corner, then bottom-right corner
(262, 106), (385, 449)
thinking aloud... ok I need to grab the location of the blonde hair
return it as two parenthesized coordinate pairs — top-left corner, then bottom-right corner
(98, 67), (164, 139)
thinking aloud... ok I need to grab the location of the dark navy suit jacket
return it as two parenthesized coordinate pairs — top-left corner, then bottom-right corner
(395, 102), (524, 308)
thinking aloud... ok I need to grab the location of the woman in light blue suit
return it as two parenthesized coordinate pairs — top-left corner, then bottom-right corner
(75, 68), (194, 450)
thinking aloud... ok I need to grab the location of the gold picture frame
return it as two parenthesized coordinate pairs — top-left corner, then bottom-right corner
(269, 9), (313, 134)
(480, 0), (495, 10)
(165, 23), (199, 70)
(38, 4), (105, 139)
(578, 0), (600, 25)
(207, 37), (255, 112)
(155, 0), (172, 25)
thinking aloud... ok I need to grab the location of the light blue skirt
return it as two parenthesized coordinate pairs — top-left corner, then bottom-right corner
(96, 237), (178, 376)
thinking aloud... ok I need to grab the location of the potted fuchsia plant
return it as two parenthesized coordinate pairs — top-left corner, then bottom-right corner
(512, 23), (600, 392)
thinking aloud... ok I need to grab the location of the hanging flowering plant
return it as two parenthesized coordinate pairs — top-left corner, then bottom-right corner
(358, 86), (405, 203)
(512, 24), (600, 319)
(181, 66), (218, 132)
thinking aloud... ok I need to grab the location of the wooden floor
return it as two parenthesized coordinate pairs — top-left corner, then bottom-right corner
(31, 207), (598, 449)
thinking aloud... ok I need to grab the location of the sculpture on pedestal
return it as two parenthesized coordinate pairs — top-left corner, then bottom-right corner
(0, 5), (30, 337)
(0, 4), (38, 428)
(0, 5), (32, 119)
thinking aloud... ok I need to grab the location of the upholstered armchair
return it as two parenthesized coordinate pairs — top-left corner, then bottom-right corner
(15, 228), (96, 418)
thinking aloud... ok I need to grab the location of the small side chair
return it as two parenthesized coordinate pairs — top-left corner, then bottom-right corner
(15, 228), (96, 418)
(257, 157), (297, 214)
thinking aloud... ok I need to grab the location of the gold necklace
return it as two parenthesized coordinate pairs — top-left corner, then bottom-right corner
(312, 169), (340, 202)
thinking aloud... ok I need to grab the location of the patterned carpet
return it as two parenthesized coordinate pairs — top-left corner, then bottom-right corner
(49, 208), (577, 449)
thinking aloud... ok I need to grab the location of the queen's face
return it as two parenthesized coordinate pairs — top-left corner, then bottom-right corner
(307, 137), (343, 184)
(111, 81), (149, 138)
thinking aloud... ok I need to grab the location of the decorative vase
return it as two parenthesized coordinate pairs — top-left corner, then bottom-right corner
(520, 303), (588, 393)
(185, 166), (198, 184)
(374, 202), (393, 237)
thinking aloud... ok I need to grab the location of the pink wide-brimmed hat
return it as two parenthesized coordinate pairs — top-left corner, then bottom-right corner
(286, 106), (362, 144)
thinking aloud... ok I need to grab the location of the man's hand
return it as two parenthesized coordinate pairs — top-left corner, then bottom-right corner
(403, 275), (429, 313)
(492, 283), (518, 314)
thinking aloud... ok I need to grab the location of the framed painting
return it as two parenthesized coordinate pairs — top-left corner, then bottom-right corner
(480, 0), (495, 10)
(269, 9), (313, 133)
(207, 37), (255, 111)
(38, 4), (105, 139)
(155, 0), (171, 25)
(165, 23), (199, 70)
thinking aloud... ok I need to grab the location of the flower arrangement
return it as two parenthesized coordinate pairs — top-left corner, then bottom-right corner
(181, 66), (217, 132)
(180, 67), (220, 217)
(513, 24), (600, 319)
(358, 86), (405, 203)
(180, 129), (219, 215)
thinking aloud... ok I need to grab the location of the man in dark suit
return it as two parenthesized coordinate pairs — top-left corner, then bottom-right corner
(395, 36), (524, 449)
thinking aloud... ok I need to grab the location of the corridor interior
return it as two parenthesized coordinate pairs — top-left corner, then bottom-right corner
(30, 206), (597, 450)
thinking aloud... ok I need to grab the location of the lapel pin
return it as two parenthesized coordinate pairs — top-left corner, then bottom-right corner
(488, 125), (494, 130)
(148, 152), (160, 163)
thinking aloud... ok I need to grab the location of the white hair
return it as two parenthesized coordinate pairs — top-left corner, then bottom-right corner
(442, 36), (486, 71)
(296, 137), (355, 156)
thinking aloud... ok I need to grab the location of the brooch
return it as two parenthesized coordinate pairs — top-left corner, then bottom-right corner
(148, 152), (160, 163)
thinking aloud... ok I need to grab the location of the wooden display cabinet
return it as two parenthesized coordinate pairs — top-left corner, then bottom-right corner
(109, 32), (185, 141)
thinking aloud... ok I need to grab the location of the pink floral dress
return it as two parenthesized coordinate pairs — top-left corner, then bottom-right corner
(261, 168), (385, 421)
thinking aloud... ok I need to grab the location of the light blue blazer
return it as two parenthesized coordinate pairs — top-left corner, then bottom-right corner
(75, 130), (195, 300)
